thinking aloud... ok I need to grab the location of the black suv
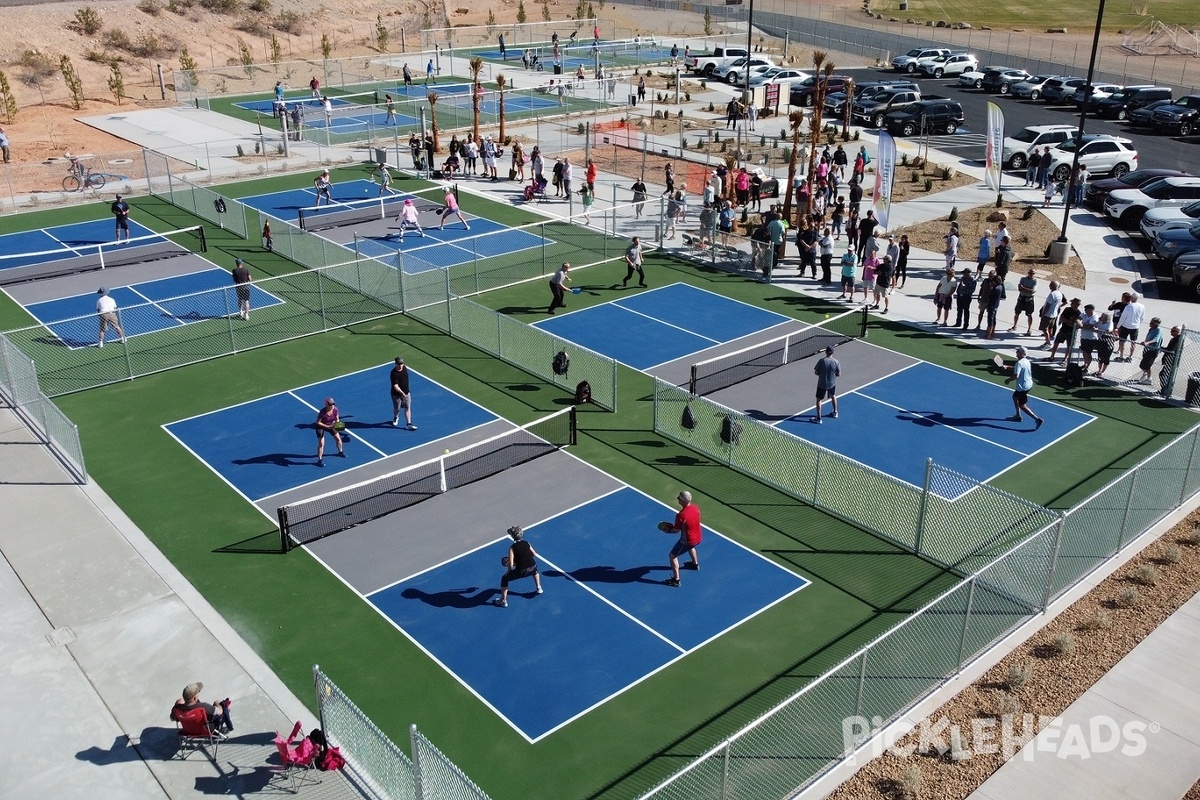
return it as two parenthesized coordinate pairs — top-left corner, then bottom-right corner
(885, 99), (966, 136)
(824, 80), (918, 118)
(980, 68), (1032, 94)
(1151, 95), (1200, 136)
(1094, 86), (1173, 120)
(789, 75), (852, 107)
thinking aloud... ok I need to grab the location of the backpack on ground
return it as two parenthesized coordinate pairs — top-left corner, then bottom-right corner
(551, 350), (570, 376)
(574, 380), (591, 404)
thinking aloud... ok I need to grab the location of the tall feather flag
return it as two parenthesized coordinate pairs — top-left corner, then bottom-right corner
(872, 131), (897, 230)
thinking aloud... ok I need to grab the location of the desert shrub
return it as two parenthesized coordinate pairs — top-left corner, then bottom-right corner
(1080, 609), (1112, 630)
(1132, 563), (1159, 586)
(84, 49), (111, 64)
(994, 691), (1021, 716)
(923, 178), (933, 191)
(911, 170), (920, 183)
(199, 0), (242, 12)
(248, 0), (271, 10)
(18, 50), (58, 87)
(1184, 525), (1200, 546)
(1004, 660), (1032, 690)
(898, 765), (922, 799)
(138, 0), (163, 14)
(1117, 586), (1139, 607)
(236, 15), (267, 35)
(1161, 545), (1182, 564)
(102, 29), (133, 51)
(167, 0), (195, 12)
(273, 10), (302, 34)
(1022, 205), (1036, 220)
(70, 7), (104, 35)
(1049, 632), (1076, 657)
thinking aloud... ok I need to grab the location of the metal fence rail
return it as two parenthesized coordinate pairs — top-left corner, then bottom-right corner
(0, 333), (86, 482)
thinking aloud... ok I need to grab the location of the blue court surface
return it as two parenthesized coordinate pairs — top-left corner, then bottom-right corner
(533, 283), (793, 370)
(164, 364), (499, 502)
(22, 269), (285, 348)
(0, 218), (157, 274)
(239, 180), (547, 271)
(369, 485), (808, 741)
(781, 360), (1094, 499)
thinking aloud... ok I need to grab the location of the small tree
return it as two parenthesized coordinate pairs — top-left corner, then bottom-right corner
(542, 0), (551, 22)
(496, 73), (507, 142)
(60, 55), (85, 110)
(237, 38), (254, 77)
(179, 45), (199, 87)
(270, 33), (283, 66)
(803, 52), (834, 220)
(486, 9), (496, 35)
(517, 0), (527, 23)
(71, 7), (104, 35)
(703, 7), (713, 35)
(0, 71), (18, 123)
(375, 14), (389, 52)
(469, 56), (484, 143)
(107, 59), (125, 105)
(575, 0), (587, 19)
(320, 32), (332, 61)
(841, 76), (854, 139)
(781, 110), (805, 223)
(427, 91), (441, 152)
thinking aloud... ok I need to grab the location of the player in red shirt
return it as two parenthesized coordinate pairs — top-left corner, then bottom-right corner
(660, 490), (701, 587)
(314, 396), (344, 466)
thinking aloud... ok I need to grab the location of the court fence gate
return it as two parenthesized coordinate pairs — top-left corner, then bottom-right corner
(312, 665), (491, 800)
(0, 331), (86, 482)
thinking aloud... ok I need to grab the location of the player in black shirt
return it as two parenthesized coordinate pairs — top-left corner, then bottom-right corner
(493, 525), (543, 607)
(389, 356), (417, 430)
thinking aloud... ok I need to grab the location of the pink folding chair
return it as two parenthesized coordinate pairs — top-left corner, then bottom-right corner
(272, 721), (321, 793)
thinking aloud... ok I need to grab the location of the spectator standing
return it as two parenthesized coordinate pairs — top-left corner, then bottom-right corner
(894, 234), (909, 288)
(874, 256), (894, 313)
(1095, 312), (1115, 377)
(1048, 297), (1082, 362)
(796, 222), (819, 279)
(585, 158), (597, 193)
(1010, 268), (1037, 335)
(818, 226), (835, 284)
(855, 210), (877, 261)
(984, 273), (1007, 339)
(954, 268), (977, 329)
(262, 219), (273, 251)
(1159, 325), (1182, 392)
(934, 267), (958, 326)
(402, 63), (413, 88)
(838, 248), (857, 299)
(1025, 149), (1041, 187)
(1038, 280), (1064, 347)
(1136, 317), (1164, 384)
(943, 224), (959, 270)
(1116, 292), (1146, 361)
(976, 230), (992, 271)
(631, 176), (647, 217)
(848, 180), (863, 215)
(499, 33), (507, 60)
(1035, 146), (1052, 188)
(561, 157), (575, 197)
(0, 126), (10, 163)
(1078, 303), (1100, 373)
(994, 235), (1014, 281)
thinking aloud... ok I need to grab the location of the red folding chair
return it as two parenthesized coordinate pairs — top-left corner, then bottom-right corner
(174, 706), (221, 762)
(272, 721), (321, 793)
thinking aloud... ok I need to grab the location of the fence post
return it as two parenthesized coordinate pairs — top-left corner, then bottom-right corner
(1181, 427), (1200, 505)
(1162, 322), (1187, 398)
(811, 446), (822, 506)
(954, 577), (977, 674)
(719, 739), (733, 800)
(312, 665), (326, 732)
(914, 458), (933, 556)
(852, 649), (869, 722)
(317, 268), (328, 329)
(1040, 513), (1067, 611)
(1116, 468), (1138, 551)
(410, 724), (426, 800)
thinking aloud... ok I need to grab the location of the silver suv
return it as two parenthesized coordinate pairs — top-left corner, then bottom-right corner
(916, 52), (978, 78)
(892, 47), (951, 73)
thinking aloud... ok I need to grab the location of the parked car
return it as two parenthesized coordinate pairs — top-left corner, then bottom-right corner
(1040, 76), (1087, 104)
(916, 52), (978, 78)
(957, 67), (997, 89)
(1010, 75), (1060, 100)
(892, 46), (951, 73)
(1151, 95), (1200, 136)
(824, 80), (918, 118)
(714, 56), (776, 84)
(981, 67), (1033, 94)
(852, 87), (924, 128)
(1128, 99), (1177, 128)
(1153, 222), (1200, 265)
(884, 99), (965, 136)
(1044, 134), (1138, 182)
(1002, 124), (1076, 170)
(1094, 86), (1173, 120)
(686, 46), (751, 77)
(747, 67), (810, 88)
(1084, 168), (1191, 210)
(1070, 82), (1122, 107)
(790, 75), (852, 107)
(1141, 200), (1200, 240)
(1104, 177), (1200, 227)
(1170, 249), (1200, 298)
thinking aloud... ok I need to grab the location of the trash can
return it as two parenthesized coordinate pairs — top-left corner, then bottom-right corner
(554, 64), (563, 75)
(374, 147), (387, 166)
(630, 93), (638, 106)
(1187, 372), (1200, 405)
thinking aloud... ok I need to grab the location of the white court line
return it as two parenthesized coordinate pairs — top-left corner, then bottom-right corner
(159, 423), (279, 526)
(610, 302), (723, 344)
(852, 391), (1030, 457)
(289, 390), (391, 460)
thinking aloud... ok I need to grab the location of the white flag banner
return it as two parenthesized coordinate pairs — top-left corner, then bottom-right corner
(984, 102), (1004, 191)
(871, 132), (897, 230)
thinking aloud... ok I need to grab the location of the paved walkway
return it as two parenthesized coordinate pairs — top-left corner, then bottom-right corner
(5, 81), (1200, 798)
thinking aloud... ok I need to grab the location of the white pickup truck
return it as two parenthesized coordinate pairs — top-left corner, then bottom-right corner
(686, 46), (751, 77)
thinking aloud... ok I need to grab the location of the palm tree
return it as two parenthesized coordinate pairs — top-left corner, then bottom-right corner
(496, 73), (507, 143)
(469, 56), (484, 143)
(841, 76), (855, 140)
(781, 110), (805, 224)
(804, 53), (835, 220)
(426, 91), (441, 153)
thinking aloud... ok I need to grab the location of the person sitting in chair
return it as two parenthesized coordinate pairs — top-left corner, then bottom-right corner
(171, 682), (233, 734)
(442, 152), (461, 180)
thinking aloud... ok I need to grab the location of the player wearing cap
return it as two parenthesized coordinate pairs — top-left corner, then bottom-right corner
(394, 198), (425, 240)
(1004, 347), (1044, 430)
(231, 258), (252, 320)
(439, 186), (470, 230)
(548, 262), (571, 315)
(493, 525), (543, 607)
(660, 490), (701, 587)
(111, 194), (131, 242)
(171, 681), (233, 735)
(95, 288), (126, 348)
(315, 396), (344, 466)
(314, 169), (333, 206)
(813, 345), (841, 423)
(389, 357), (417, 430)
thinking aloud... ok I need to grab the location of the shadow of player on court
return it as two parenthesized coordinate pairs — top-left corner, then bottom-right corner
(549, 564), (667, 585)
(401, 586), (495, 608)
(231, 451), (317, 467)
(896, 410), (1021, 432)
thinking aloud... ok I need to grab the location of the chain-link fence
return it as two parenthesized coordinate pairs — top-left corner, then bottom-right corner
(0, 333), (86, 482)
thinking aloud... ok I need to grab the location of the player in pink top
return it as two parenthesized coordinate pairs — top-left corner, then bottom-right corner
(438, 186), (470, 230)
(314, 396), (344, 466)
(394, 198), (425, 240)
(661, 490), (701, 587)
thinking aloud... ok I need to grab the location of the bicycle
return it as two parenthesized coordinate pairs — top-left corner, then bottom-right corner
(63, 157), (106, 192)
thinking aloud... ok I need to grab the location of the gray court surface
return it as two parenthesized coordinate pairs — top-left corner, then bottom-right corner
(305, 204), (447, 249)
(647, 318), (813, 388)
(307, 450), (622, 596)
(3, 252), (223, 306)
(706, 338), (919, 421)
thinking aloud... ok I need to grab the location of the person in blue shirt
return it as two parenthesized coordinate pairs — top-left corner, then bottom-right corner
(1137, 317), (1164, 385)
(1004, 346), (1044, 429)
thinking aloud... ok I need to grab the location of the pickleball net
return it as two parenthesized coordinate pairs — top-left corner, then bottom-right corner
(0, 225), (207, 286)
(278, 406), (577, 550)
(297, 186), (449, 231)
(689, 305), (868, 396)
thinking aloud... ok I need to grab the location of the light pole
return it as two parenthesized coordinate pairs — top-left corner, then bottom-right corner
(1048, 0), (1108, 264)
(740, 0), (755, 170)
